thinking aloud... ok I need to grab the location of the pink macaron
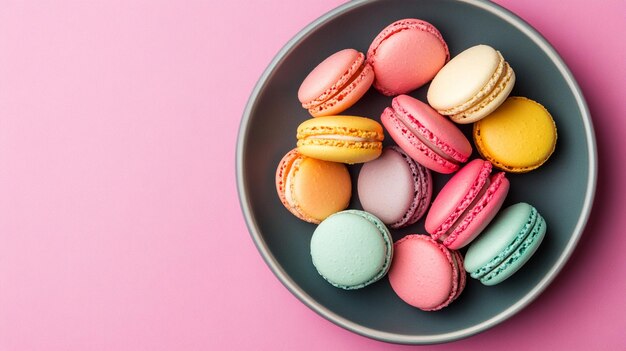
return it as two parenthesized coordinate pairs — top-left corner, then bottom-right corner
(367, 18), (449, 96)
(381, 94), (472, 174)
(388, 234), (466, 311)
(357, 146), (432, 229)
(425, 159), (510, 250)
(298, 48), (374, 117)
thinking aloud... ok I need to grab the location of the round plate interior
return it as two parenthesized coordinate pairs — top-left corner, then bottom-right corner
(237, 0), (596, 344)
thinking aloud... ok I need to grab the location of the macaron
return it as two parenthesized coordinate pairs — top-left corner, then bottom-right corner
(357, 146), (432, 229)
(310, 210), (393, 290)
(427, 44), (515, 124)
(298, 48), (375, 117)
(296, 115), (384, 164)
(388, 234), (466, 311)
(275, 148), (351, 224)
(465, 203), (547, 286)
(381, 94), (472, 174)
(425, 159), (509, 250)
(367, 18), (449, 96)
(473, 96), (557, 173)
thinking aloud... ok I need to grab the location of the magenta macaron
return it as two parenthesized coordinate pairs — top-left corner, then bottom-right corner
(425, 159), (510, 250)
(381, 94), (472, 174)
(298, 48), (374, 117)
(388, 234), (466, 311)
(367, 18), (449, 96)
(357, 146), (432, 229)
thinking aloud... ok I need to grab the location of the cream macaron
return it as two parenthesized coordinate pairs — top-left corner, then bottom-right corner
(427, 45), (515, 124)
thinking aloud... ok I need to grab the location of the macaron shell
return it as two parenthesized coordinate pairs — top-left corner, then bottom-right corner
(357, 146), (432, 228)
(292, 157), (351, 222)
(367, 19), (448, 96)
(443, 172), (510, 250)
(381, 108), (460, 174)
(388, 235), (460, 311)
(427, 45), (501, 111)
(310, 210), (393, 289)
(473, 97), (557, 172)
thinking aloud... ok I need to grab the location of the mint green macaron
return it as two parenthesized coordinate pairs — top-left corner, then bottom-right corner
(464, 202), (546, 286)
(310, 210), (393, 290)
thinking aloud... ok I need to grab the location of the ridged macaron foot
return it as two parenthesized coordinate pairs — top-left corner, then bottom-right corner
(464, 203), (547, 286)
(473, 96), (557, 173)
(310, 210), (393, 290)
(357, 146), (432, 228)
(298, 48), (375, 117)
(425, 159), (510, 250)
(427, 44), (515, 124)
(381, 94), (472, 174)
(296, 115), (384, 164)
(388, 234), (466, 311)
(367, 18), (449, 96)
(275, 149), (351, 224)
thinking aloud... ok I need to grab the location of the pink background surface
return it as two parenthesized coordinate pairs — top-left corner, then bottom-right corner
(1, 0), (624, 350)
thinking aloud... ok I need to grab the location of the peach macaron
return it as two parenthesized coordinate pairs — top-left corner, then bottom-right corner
(275, 149), (351, 224)
(298, 48), (374, 117)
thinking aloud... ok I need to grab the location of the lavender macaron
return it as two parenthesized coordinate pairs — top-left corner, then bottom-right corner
(357, 146), (432, 228)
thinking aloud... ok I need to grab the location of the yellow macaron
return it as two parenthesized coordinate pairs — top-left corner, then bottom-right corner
(473, 97), (557, 173)
(297, 115), (384, 164)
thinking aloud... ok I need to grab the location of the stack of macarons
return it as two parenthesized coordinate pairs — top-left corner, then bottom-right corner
(274, 17), (558, 312)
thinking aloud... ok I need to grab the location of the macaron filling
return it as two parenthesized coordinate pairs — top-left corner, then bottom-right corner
(283, 157), (306, 218)
(297, 125), (384, 150)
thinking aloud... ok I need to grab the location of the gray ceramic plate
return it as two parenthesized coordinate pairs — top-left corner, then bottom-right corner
(236, 0), (597, 344)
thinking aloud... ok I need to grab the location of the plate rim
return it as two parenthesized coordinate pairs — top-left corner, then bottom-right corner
(236, 0), (597, 344)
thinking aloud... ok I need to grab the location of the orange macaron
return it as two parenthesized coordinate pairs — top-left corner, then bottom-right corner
(275, 149), (352, 223)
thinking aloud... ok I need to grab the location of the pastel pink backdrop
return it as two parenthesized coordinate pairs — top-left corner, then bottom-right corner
(0, 0), (624, 350)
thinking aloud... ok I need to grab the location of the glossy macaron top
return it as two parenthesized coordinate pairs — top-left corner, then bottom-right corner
(297, 115), (384, 163)
(427, 44), (515, 123)
(465, 203), (547, 285)
(275, 149), (351, 223)
(425, 159), (509, 249)
(388, 234), (465, 311)
(310, 210), (393, 290)
(381, 94), (472, 174)
(367, 18), (449, 96)
(474, 97), (557, 173)
(298, 49), (374, 117)
(357, 146), (432, 228)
